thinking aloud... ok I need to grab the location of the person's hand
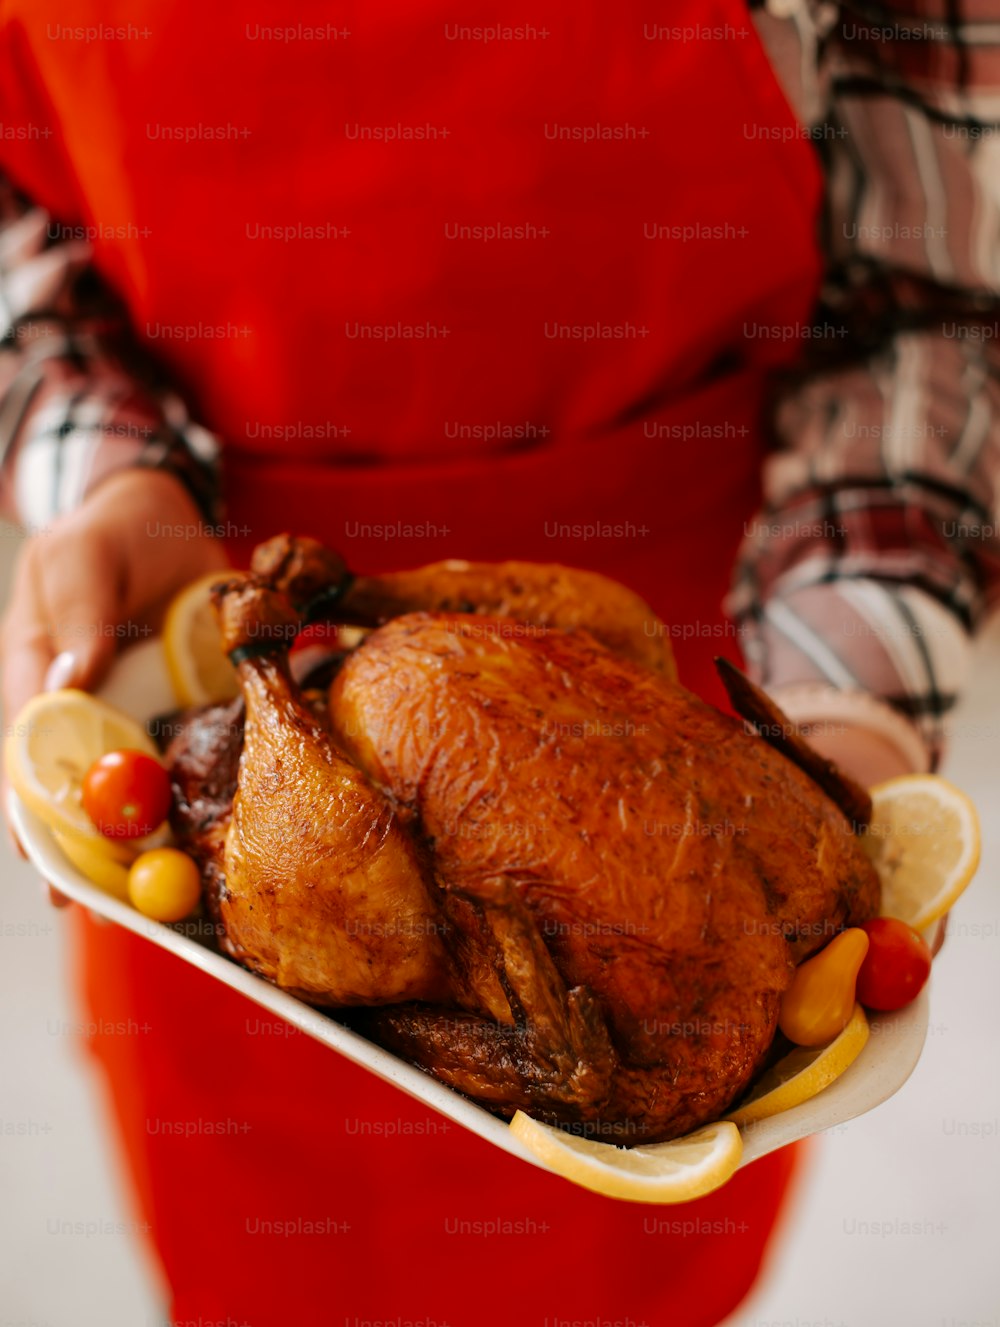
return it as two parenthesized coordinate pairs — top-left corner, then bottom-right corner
(804, 721), (917, 789)
(807, 720), (948, 955)
(1, 467), (230, 898)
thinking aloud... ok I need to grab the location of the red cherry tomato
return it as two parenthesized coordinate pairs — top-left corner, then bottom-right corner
(81, 749), (172, 841)
(856, 917), (932, 1012)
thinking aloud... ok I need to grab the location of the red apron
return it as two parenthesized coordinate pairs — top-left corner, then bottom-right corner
(1, 2), (823, 1322)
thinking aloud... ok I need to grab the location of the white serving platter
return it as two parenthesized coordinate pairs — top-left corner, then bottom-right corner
(8, 640), (932, 1190)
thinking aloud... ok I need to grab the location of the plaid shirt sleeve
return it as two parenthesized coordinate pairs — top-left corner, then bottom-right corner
(0, 175), (222, 531)
(732, 0), (1000, 770)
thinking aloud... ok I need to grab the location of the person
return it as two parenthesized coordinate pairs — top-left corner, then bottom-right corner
(1, 4), (997, 1324)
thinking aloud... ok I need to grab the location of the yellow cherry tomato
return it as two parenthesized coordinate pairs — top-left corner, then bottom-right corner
(128, 848), (202, 922)
(779, 928), (870, 1047)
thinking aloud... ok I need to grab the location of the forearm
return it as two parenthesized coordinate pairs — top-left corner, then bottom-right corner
(733, 1), (1000, 771)
(0, 175), (221, 529)
(730, 329), (998, 772)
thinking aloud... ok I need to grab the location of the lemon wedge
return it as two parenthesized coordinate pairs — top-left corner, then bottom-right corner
(5, 689), (160, 849)
(864, 775), (980, 931)
(727, 1003), (869, 1127)
(508, 1114), (742, 1203)
(52, 829), (132, 900)
(163, 571), (241, 707)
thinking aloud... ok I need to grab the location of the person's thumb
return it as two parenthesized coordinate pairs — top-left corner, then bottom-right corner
(40, 541), (123, 694)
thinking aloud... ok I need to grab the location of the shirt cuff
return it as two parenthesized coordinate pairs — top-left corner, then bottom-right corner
(737, 578), (973, 770)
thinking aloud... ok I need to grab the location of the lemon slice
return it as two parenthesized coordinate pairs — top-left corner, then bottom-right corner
(727, 1003), (869, 1127)
(864, 775), (981, 931)
(5, 689), (161, 848)
(52, 829), (132, 900)
(508, 1114), (742, 1203)
(163, 571), (241, 707)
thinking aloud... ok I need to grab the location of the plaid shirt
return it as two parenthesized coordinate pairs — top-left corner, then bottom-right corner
(2, 0), (999, 769)
(0, 183), (220, 531)
(729, 0), (1000, 768)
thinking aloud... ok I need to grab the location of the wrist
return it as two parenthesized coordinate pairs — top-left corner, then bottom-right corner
(95, 464), (204, 524)
(82, 466), (229, 608)
(765, 683), (929, 789)
(805, 723), (918, 787)
(766, 684), (930, 772)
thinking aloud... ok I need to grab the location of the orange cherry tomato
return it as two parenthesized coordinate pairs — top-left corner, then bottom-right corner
(128, 848), (202, 922)
(779, 928), (870, 1047)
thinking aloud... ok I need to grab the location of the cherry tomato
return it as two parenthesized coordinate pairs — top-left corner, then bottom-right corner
(856, 918), (932, 1012)
(128, 848), (202, 921)
(81, 749), (172, 840)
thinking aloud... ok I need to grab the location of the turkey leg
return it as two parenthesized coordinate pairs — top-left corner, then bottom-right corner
(212, 573), (454, 1006)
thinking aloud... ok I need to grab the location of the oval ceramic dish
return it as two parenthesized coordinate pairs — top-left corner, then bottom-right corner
(8, 640), (931, 1191)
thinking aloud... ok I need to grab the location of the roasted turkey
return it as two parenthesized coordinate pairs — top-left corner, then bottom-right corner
(165, 534), (879, 1143)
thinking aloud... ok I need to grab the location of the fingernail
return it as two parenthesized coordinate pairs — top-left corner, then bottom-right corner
(39, 875), (68, 907)
(47, 884), (72, 909)
(44, 651), (77, 692)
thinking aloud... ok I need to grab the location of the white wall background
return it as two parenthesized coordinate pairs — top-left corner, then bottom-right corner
(0, 524), (997, 1327)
